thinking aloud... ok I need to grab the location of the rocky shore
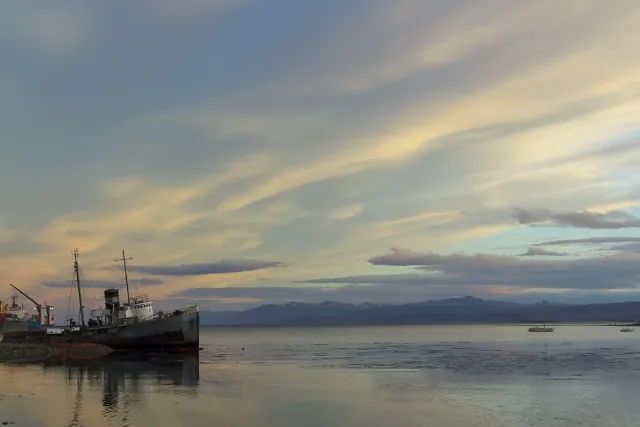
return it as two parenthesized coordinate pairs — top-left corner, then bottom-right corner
(0, 343), (112, 363)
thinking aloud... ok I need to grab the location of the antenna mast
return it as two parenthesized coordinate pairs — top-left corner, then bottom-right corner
(72, 248), (85, 327)
(115, 250), (133, 304)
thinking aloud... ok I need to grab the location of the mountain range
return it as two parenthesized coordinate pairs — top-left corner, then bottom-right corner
(199, 296), (640, 326)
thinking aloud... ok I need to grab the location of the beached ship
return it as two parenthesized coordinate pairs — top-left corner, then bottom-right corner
(2, 250), (199, 352)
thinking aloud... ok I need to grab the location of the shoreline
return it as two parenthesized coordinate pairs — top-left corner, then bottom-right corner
(201, 322), (640, 328)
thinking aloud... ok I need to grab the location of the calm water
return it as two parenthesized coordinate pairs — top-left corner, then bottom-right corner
(2, 325), (640, 426)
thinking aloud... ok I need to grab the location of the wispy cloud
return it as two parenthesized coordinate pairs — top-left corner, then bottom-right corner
(330, 204), (363, 220)
(301, 248), (640, 292)
(519, 248), (569, 257)
(609, 242), (640, 253)
(512, 208), (640, 229)
(2, 1), (640, 308)
(127, 259), (286, 276)
(536, 237), (640, 246)
(44, 277), (164, 288)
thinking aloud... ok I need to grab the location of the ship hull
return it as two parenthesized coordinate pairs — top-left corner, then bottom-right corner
(2, 310), (199, 352)
(89, 310), (200, 351)
(0, 319), (29, 333)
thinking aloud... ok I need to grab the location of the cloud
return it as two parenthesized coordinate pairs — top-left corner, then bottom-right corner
(194, 0), (640, 216)
(536, 237), (640, 246)
(512, 208), (640, 229)
(360, 210), (461, 240)
(174, 286), (326, 300)
(547, 137), (640, 172)
(368, 247), (455, 266)
(607, 242), (640, 254)
(330, 204), (363, 220)
(519, 248), (568, 257)
(265, 1), (640, 98)
(31, 158), (271, 260)
(298, 248), (640, 292)
(531, 237), (640, 255)
(127, 259), (286, 276)
(3, 1), (640, 308)
(0, 231), (51, 258)
(43, 277), (164, 288)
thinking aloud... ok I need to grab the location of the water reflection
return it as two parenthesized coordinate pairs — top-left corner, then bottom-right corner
(40, 355), (199, 427)
(4, 326), (640, 427)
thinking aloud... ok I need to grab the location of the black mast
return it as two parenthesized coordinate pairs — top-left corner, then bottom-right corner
(115, 250), (133, 304)
(73, 248), (85, 327)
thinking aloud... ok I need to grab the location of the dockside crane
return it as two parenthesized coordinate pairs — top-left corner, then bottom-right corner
(9, 283), (55, 326)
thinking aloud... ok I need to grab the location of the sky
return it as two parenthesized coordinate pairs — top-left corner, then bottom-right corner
(2, 1), (640, 315)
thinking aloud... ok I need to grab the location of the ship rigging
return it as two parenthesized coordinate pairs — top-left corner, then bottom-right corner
(2, 249), (200, 352)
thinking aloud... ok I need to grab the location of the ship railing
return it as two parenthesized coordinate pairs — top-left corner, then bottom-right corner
(134, 304), (198, 322)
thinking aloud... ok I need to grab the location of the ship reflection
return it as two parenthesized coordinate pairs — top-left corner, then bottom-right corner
(41, 354), (199, 426)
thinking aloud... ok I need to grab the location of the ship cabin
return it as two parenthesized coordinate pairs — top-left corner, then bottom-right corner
(89, 288), (155, 327)
(36, 305), (56, 326)
(0, 297), (28, 321)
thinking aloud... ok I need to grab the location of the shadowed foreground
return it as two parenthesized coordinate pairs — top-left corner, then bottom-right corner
(0, 343), (112, 363)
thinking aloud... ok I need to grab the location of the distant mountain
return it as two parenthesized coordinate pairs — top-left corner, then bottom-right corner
(199, 296), (640, 326)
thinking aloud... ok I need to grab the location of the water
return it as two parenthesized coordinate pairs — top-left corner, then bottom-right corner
(1, 325), (640, 426)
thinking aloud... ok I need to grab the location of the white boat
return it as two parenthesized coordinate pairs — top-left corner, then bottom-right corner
(621, 328), (634, 332)
(528, 324), (554, 332)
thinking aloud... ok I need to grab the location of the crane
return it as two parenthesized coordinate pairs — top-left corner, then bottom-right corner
(10, 283), (40, 311)
(9, 283), (55, 326)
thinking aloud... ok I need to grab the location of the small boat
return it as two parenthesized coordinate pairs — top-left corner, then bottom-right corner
(621, 328), (634, 332)
(528, 324), (554, 332)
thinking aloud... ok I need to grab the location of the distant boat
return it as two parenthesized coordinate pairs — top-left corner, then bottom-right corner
(528, 324), (554, 332)
(621, 327), (634, 332)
